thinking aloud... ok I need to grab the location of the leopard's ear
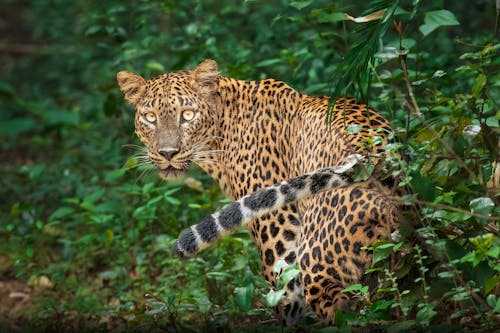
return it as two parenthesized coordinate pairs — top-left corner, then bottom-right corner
(116, 71), (146, 106)
(193, 59), (219, 95)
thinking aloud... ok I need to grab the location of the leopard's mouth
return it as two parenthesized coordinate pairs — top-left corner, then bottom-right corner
(158, 166), (189, 179)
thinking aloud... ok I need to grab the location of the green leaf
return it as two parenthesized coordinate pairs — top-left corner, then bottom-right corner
(372, 243), (392, 265)
(470, 197), (494, 224)
(410, 172), (436, 202)
(450, 291), (470, 302)
(0, 80), (15, 97)
(459, 251), (480, 266)
(98, 266), (127, 280)
(147, 195), (163, 206)
(165, 196), (181, 205)
(26, 246), (33, 258)
(49, 207), (75, 220)
(206, 272), (234, 279)
(133, 205), (155, 220)
(487, 246), (500, 259)
(472, 74), (487, 97)
(342, 283), (368, 295)
(146, 61), (165, 72)
(289, 0), (314, 10)
(44, 109), (79, 126)
(375, 242), (396, 249)
(370, 299), (393, 311)
(193, 293), (212, 313)
(484, 275), (500, 293)
(486, 116), (499, 128)
(314, 12), (347, 23)
(346, 124), (362, 134)
(85, 25), (102, 36)
(387, 320), (419, 332)
(416, 304), (437, 325)
(84, 189), (105, 204)
(104, 168), (126, 182)
(163, 188), (181, 196)
(273, 259), (289, 274)
(386, 38), (417, 51)
(143, 182), (155, 193)
(486, 294), (497, 309)
(35, 220), (44, 229)
(145, 300), (168, 316)
(278, 265), (300, 288)
(234, 284), (254, 312)
(334, 308), (347, 327)
(256, 59), (281, 67)
(0, 118), (35, 137)
(419, 10), (460, 37)
(265, 289), (285, 307)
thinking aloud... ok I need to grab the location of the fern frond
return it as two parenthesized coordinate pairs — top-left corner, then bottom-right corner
(327, 0), (400, 123)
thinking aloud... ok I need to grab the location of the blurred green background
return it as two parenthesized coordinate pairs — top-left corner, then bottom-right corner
(1, 0), (499, 332)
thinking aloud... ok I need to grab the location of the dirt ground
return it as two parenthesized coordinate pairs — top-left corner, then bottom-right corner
(0, 278), (33, 331)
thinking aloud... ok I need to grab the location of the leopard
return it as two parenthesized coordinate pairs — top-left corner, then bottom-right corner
(117, 59), (398, 325)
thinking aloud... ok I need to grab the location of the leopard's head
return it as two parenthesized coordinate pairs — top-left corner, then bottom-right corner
(117, 60), (221, 179)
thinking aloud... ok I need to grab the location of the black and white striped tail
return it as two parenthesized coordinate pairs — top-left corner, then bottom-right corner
(173, 154), (364, 258)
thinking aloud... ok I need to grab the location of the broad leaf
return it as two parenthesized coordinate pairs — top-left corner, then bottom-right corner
(265, 289), (285, 307)
(419, 10), (459, 37)
(49, 207), (75, 220)
(290, 0), (313, 10)
(470, 197), (494, 225)
(234, 284), (254, 312)
(0, 118), (35, 137)
(472, 74), (487, 97)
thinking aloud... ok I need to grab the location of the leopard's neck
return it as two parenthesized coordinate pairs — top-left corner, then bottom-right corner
(194, 76), (305, 199)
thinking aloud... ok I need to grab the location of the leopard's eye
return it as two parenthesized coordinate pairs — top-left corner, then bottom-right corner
(181, 110), (196, 122)
(144, 112), (156, 123)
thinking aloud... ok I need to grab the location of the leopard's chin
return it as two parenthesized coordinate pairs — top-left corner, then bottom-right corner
(158, 166), (188, 180)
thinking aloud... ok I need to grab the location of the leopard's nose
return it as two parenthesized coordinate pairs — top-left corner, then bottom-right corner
(158, 148), (179, 160)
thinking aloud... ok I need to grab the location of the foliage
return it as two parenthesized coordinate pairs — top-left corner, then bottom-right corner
(0, 0), (499, 332)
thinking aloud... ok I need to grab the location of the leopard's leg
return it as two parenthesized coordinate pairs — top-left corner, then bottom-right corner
(247, 204), (309, 325)
(297, 185), (397, 323)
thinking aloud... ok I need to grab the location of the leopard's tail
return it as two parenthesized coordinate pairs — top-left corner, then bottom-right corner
(173, 154), (363, 259)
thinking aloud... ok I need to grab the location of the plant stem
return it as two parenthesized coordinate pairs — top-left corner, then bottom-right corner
(399, 53), (421, 117)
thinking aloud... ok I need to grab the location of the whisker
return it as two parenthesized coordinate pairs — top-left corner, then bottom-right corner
(192, 136), (223, 150)
(193, 149), (224, 154)
(191, 158), (219, 165)
(137, 167), (155, 183)
(192, 151), (223, 158)
(133, 163), (154, 169)
(134, 161), (151, 166)
(122, 144), (148, 153)
(192, 157), (221, 164)
(122, 143), (145, 149)
(122, 155), (155, 171)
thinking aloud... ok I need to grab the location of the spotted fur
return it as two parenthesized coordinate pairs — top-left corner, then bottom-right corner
(117, 60), (398, 325)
